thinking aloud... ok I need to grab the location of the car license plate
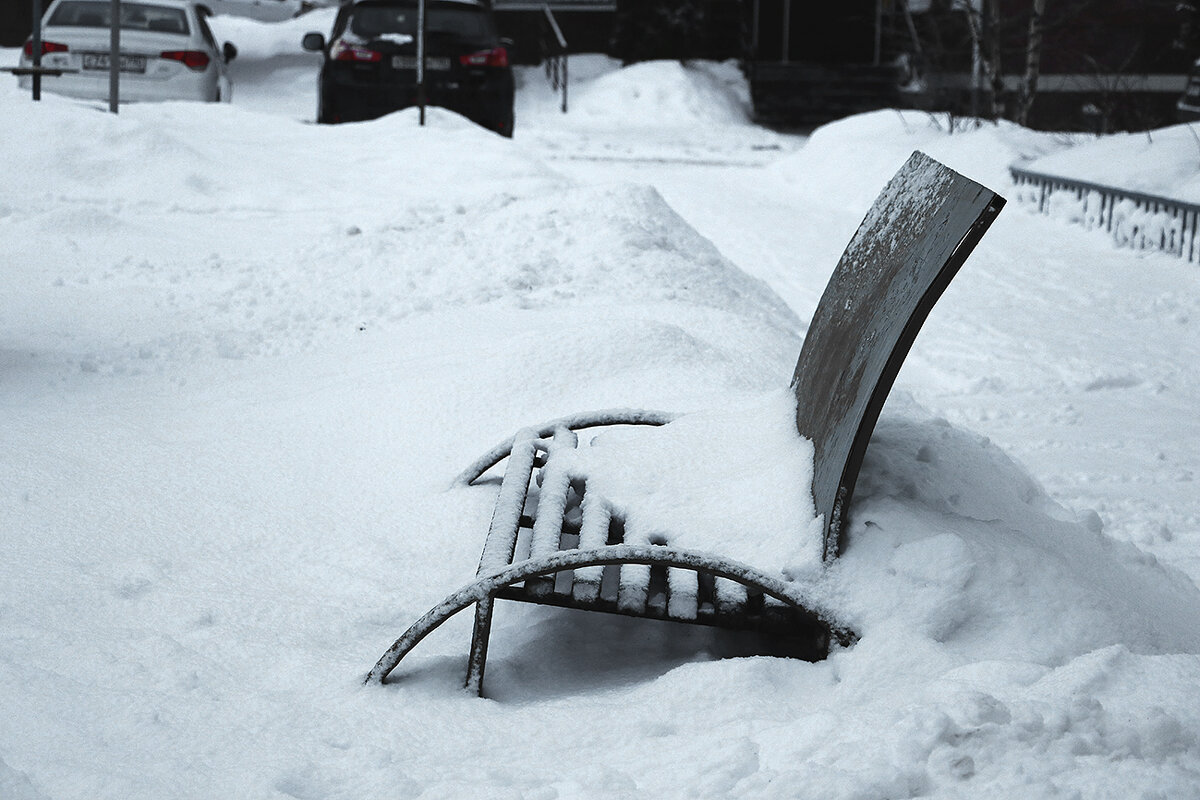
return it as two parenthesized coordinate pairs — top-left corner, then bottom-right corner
(392, 55), (450, 71)
(82, 52), (147, 73)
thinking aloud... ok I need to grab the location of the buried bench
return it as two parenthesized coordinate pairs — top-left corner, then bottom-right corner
(366, 151), (1006, 694)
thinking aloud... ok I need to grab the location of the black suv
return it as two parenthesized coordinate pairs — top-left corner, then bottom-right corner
(302, 0), (514, 136)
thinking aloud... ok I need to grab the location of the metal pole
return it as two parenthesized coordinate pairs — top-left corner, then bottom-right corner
(751, 0), (759, 57)
(109, 0), (119, 112)
(417, 0), (425, 126)
(781, 0), (790, 64)
(562, 55), (567, 114)
(31, 0), (42, 100)
(873, 0), (882, 66)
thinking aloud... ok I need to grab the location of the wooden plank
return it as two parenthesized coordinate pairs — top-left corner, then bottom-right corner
(715, 577), (747, 616)
(526, 427), (578, 596)
(476, 430), (539, 574)
(617, 564), (650, 613)
(571, 486), (610, 603)
(667, 568), (699, 621)
(794, 151), (1005, 560)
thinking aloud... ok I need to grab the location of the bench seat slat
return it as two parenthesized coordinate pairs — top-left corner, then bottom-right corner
(572, 488), (610, 602)
(618, 563), (651, 613)
(528, 428), (578, 562)
(715, 578), (747, 615)
(476, 430), (540, 575)
(667, 568), (699, 621)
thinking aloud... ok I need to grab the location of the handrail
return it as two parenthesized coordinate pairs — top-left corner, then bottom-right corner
(456, 408), (677, 486)
(1010, 164), (1200, 263)
(541, 3), (568, 113)
(542, 2), (567, 51)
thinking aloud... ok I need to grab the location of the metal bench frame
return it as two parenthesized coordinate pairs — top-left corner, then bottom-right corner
(367, 152), (1006, 694)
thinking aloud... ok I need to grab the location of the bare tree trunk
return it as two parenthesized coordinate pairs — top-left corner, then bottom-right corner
(984, 0), (1003, 118)
(964, 0), (1003, 120)
(1016, 0), (1047, 125)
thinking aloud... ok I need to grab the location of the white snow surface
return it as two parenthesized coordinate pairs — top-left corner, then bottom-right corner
(1023, 123), (1200, 202)
(4, 26), (1200, 800)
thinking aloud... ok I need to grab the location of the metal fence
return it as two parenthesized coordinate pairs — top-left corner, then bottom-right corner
(1010, 165), (1200, 264)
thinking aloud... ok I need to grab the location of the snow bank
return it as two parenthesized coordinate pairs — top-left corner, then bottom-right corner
(774, 109), (1073, 213)
(518, 57), (753, 130)
(1023, 123), (1200, 204)
(208, 8), (337, 59)
(837, 396), (1200, 662)
(1004, 124), (1200, 261)
(573, 390), (824, 573)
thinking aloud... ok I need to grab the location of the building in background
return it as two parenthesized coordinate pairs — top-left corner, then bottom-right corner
(2, 0), (35, 47)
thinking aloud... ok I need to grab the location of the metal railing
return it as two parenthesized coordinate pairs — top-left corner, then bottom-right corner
(1010, 165), (1200, 263)
(540, 3), (568, 113)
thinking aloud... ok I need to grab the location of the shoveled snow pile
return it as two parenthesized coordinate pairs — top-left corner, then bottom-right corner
(518, 57), (753, 128)
(3, 27), (1200, 800)
(774, 109), (1077, 214)
(516, 56), (791, 163)
(208, 7), (337, 60)
(1023, 123), (1200, 201)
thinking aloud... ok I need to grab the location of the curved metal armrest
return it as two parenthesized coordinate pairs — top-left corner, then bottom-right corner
(455, 408), (679, 486)
(365, 543), (855, 685)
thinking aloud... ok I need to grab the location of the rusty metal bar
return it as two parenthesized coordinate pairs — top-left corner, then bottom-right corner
(367, 543), (855, 689)
(456, 409), (676, 485)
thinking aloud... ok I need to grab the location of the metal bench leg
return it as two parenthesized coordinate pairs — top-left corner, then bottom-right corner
(465, 596), (496, 696)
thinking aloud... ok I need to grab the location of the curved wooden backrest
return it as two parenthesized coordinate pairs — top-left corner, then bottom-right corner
(793, 151), (1005, 561)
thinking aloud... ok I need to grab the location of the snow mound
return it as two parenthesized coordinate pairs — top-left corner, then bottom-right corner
(775, 109), (1074, 213)
(573, 389), (824, 572)
(24, 178), (802, 372)
(1023, 123), (1200, 203)
(834, 396), (1200, 664)
(0, 88), (546, 210)
(208, 8), (337, 60)
(518, 58), (753, 129)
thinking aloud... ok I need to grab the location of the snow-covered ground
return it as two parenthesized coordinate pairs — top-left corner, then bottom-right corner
(1023, 123), (1200, 202)
(3, 19), (1200, 800)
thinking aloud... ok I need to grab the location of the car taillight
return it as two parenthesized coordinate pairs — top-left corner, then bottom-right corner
(161, 50), (210, 70)
(459, 46), (508, 68)
(330, 39), (381, 62)
(23, 40), (69, 57)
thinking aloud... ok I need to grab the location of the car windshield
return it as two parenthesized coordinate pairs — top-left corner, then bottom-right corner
(348, 3), (490, 40)
(48, 1), (190, 34)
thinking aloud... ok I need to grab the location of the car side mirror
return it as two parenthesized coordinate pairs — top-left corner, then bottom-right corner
(302, 32), (325, 52)
(223, 42), (237, 63)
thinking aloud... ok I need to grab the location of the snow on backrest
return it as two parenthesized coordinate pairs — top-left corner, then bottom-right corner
(793, 151), (1005, 562)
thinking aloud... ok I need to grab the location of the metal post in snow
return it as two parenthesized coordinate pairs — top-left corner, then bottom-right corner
(751, 0), (759, 57)
(31, 0), (42, 100)
(417, 0), (425, 126)
(109, 0), (119, 112)
(873, 0), (882, 66)
(781, 0), (790, 64)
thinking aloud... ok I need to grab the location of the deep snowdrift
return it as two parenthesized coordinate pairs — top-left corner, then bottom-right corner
(3, 24), (1200, 800)
(1024, 123), (1200, 202)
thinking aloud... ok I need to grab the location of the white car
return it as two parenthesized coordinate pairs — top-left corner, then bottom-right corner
(19, 0), (237, 103)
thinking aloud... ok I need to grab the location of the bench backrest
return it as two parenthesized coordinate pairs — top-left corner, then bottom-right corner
(793, 151), (1005, 561)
